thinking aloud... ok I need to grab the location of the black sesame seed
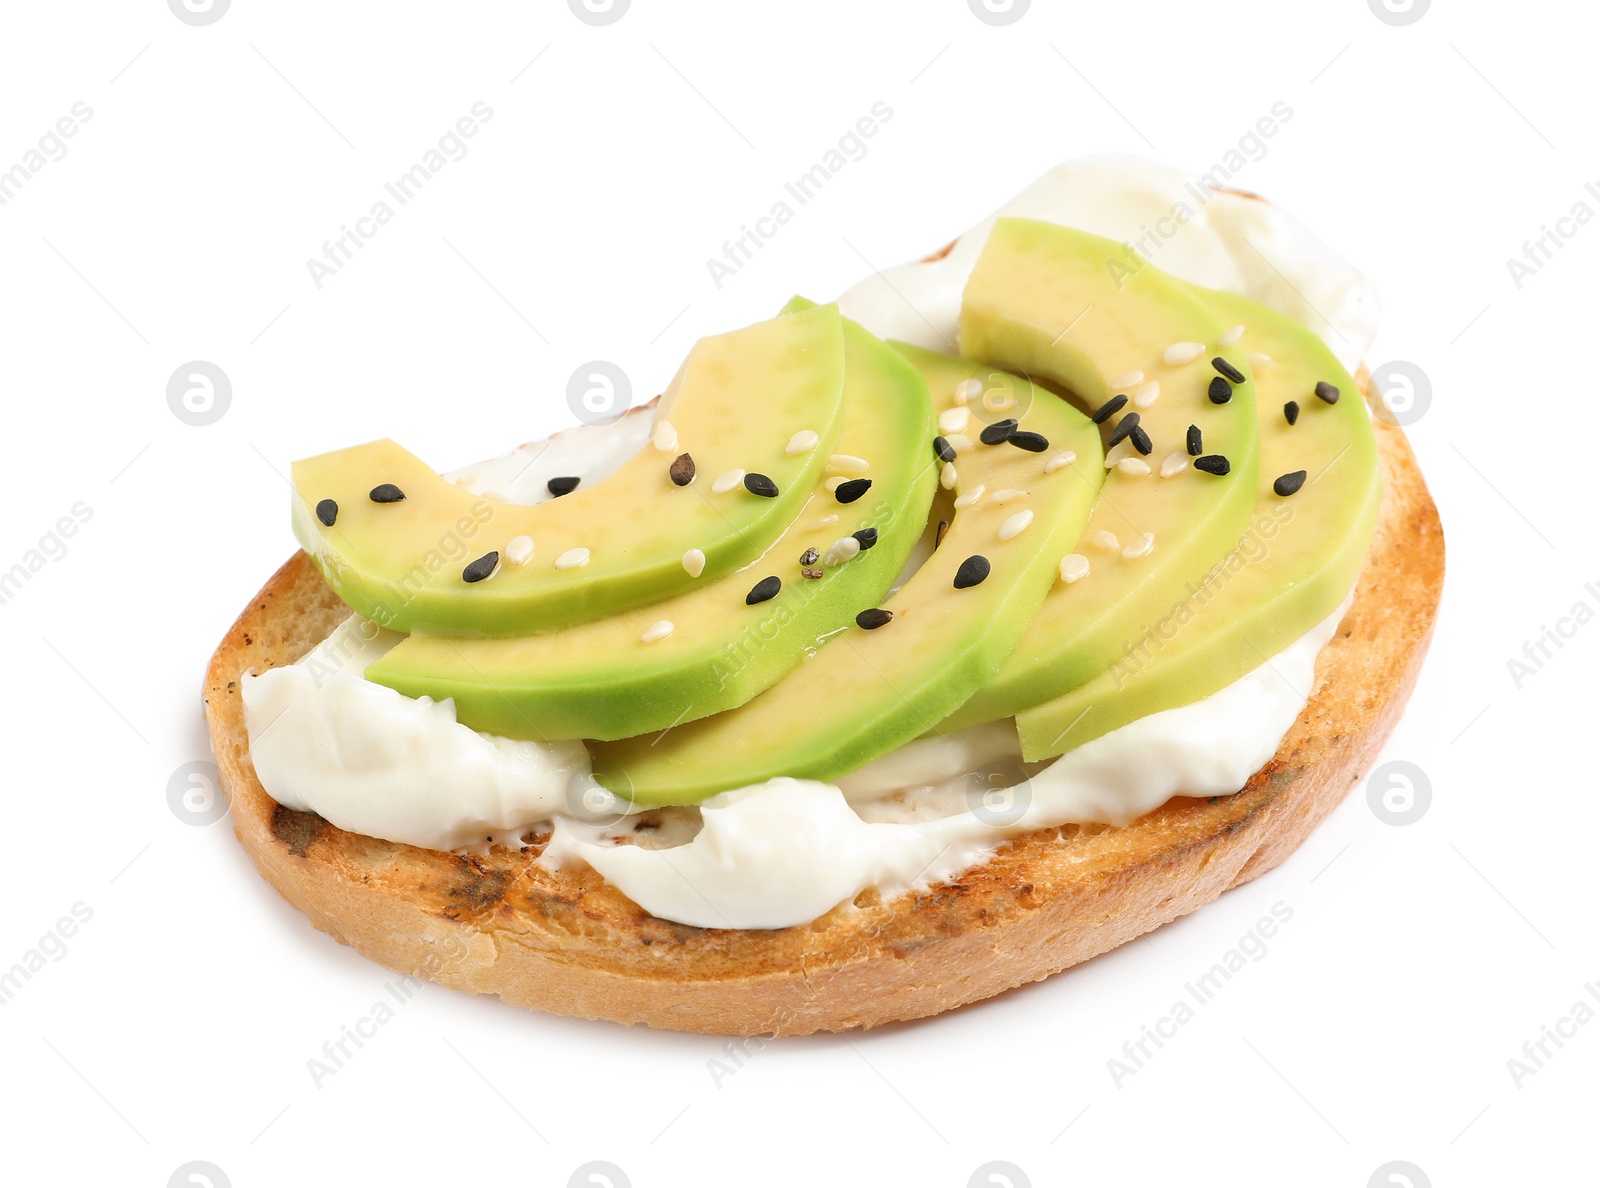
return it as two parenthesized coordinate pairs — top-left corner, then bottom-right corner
(1007, 430), (1050, 453)
(1208, 376), (1233, 404)
(746, 576), (781, 605)
(1273, 470), (1307, 497)
(799, 546), (820, 566)
(1186, 425), (1202, 456)
(1315, 380), (1340, 405)
(369, 483), (405, 504)
(935, 519), (950, 548)
(1212, 356), (1245, 384)
(1091, 394), (1127, 424)
(669, 453), (695, 486)
(1129, 426), (1153, 456)
(834, 477), (872, 504)
(953, 554), (991, 589)
(744, 472), (779, 498)
(1193, 454), (1231, 476)
(933, 435), (957, 464)
(463, 551), (499, 583)
(547, 476), (580, 497)
(1284, 401), (1300, 426)
(852, 528), (879, 551)
(1107, 412), (1141, 449)
(855, 607), (893, 630)
(979, 418), (1019, 445)
(315, 498), (338, 527)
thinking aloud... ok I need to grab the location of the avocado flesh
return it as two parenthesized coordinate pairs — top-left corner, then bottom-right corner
(589, 344), (1105, 807)
(937, 218), (1260, 734)
(364, 311), (939, 741)
(291, 303), (847, 636)
(1013, 286), (1381, 759)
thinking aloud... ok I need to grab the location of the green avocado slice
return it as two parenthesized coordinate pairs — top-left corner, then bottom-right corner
(290, 303), (847, 636)
(363, 305), (939, 741)
(1013, 286), (1381, 759)
(937, 218), (1260, 734)
(589, 345), (1104, 808)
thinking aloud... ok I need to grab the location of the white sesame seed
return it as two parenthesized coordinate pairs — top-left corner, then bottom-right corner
(945, 433), (974, 454)
(1059, 553), (1090, 583)
(1122, 532), (1155, 559)
(997, 510), (1034, 542)
(1110, 370), (1144, 389)
(652, 419), (678, 452)
(1160, 450), (1189, 479)
(825, 475), (849, 492)
(823, 536), (861, 566)
(554, 547), (591, 570)
(1246, 352), (1272, 369)
(829, 454), (871, 474)
(940, 461), (958, 490)
(504, 535), (535, 566)
(809, 514), (840, 529)
(712, 468), (746, 494)
(682, 547), (706, 577)
(1091, 530), (1120, 552)
(786, 429), (819, 455)
(641, 620), (675, 643)
(1163, 341), (1206, 366)
(1116, 457), (1152, 477)
(1218, 324), (1245, 348)
(938, 407), (970, 434)
(953, 484), (986, 510)
(954, 378), (984, 404)
(1104, 438), (1136, 468)
(989, 488), (1028, 505)
(1133, 381), (1161, 409)
(1043, 450), (1077, 475)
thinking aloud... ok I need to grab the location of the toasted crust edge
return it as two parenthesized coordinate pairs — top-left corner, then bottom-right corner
(202, 387), (1442, 1036)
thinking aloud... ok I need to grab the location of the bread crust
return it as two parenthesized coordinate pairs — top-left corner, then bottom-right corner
(203, 384), (1443, 1036)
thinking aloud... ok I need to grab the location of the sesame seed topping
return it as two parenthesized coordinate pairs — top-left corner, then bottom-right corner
(954, 484), (986, 510)
(1007, 430), (1050, 453)
(1247, 352), (1272, 369)
(1186, 424), (1202, 456)
(746, 576), (781, 605)
(834, 477), (872, 504)
(825, 476), (848, 491)
(799, 546), (820, 566)
(954, 378), (984, 404)
(1164, 341), (1206, 365)
(712, 468), (746, 494)
(1129, 426), (1153, 455)
(1091, 530), (1120, 552)
(856, 607), (893, 630)
(554, 547), (591, 570)
(1044, 450), (1077, 474)
(1211, 356), (1246, 384)
(824, 537), (861, 566)
(979, 418), (1019, 445)
(1104, 439), (1137, 468)
(1283, 401), (1300, 426)
(852, 527), (879, 551)
(463, 551), (499, 583)
(1159, 450), (1188, 479)
(1122, 532), (1155, 560)
(933, 435), (957, 464)
(1315, 380), (1340, 404)
(989, 488), (1028, 505)
(1110, 370), (1144, 389)
(998, 510), (1034, 541)
(936, 519), (951, 547)
(369, 483), (405, 503)
(641, 620), (675, 643)
(1208, 376), (1233, 404)
(315, 498), (338, 527)
(1059, 553), (1090, 583)
(801, 566), (824, 580)
(1133, 381), (1161, 409)
(810, 514), (840, 529)
(940, 462), (958, 490)
(744, 472), (779, 498)
(829, 454), (870, 474)
(1273, 470), (1308, 497)
(547, 476), (580, 497)
(652, 420), (679, 452)
(954, 554), (991, 589)
(669, 453), (696, 486)
(682, 548), (706, 577)
(939, 407), (970, 434)
(1090, 395), (1127, 424)
(946, 433), (974, 454)
(1218, 324), (1245, 348)
(786, 430), (819, 456)
(1116, 457), (1152, 477)
(1193, 454), (1231, 476)
(1107, 413), (1141, 449)
(505, 535), (535, 565)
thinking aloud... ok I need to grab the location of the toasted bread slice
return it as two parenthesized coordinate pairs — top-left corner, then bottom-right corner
(203, 378), (1442, 1036)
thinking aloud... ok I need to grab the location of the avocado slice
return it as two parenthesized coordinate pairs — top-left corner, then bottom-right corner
(589, 345), (1104, 807)
(291, 303), (848, 636)
(937, 218), (1260, 734)
(363, 307), (940, 741)
(1013, 286), (1380, 758)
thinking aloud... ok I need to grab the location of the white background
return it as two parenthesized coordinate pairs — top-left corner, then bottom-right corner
(1, 0), (1592, 1185)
